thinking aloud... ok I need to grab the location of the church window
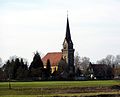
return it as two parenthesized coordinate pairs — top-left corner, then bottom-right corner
(64, 45), (66, 49)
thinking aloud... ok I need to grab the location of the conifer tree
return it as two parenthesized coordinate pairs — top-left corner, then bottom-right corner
(29, 52), (44, 78)
(46, 59), (51, 78)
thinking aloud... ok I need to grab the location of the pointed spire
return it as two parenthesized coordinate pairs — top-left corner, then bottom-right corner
(65, 13), (72, 42)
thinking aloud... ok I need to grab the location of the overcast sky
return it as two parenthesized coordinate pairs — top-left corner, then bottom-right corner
(0, 0), (120, 64)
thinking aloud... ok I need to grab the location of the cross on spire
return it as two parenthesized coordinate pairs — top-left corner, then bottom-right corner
(67, 10), (68, 17)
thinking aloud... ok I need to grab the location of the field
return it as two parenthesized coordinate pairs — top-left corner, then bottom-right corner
(0, 80), (120, 97)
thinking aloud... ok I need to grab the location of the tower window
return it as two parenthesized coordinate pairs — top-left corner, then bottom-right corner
(64, 45), (66, 49)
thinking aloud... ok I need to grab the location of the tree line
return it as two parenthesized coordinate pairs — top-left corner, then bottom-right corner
(0, 52), (120, 81)
(0, 52), (51, 81)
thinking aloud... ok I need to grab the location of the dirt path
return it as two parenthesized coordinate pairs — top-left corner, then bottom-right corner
(42, 85), (120, 94)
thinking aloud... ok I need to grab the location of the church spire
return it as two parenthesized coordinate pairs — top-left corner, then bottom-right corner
(65, 15), (72, 43)
(61, 13), (75, 78)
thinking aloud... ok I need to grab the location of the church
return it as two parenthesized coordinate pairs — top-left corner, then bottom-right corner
(42, 16), (75, 79)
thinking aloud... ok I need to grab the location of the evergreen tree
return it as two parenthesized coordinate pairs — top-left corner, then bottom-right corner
(16, 58), (28, 80)
(3, 60), (12, 79)
(10, 59), (15, 79)
(3, 57), (29, 80)
(46, 59), (51, 78)
(0, 68), (6, 81)
(14, 58), (20, 79)
(29, 52), (44, 78)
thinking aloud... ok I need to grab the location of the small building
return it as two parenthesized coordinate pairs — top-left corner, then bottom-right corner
(88, 63), (114, 80)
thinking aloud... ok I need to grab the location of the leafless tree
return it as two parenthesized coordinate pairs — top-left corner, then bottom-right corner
(80, 57), (90, 70)
(106, 55), (115, 65)
(74, 52), (90, 73)
(97, 58), (106, 64)
(0, 58), (2, 68)
(74, 52), (81, 71)
(114, 55), (120, 67)
(97, 55), (115, 66)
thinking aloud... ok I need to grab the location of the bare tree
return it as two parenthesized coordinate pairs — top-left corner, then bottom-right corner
(0, 58), (2, 67)
(97, 55), (115, 66)
(74, 52), (81, 71)
(9, 55), (18, 61)
(114, 55), (120, 67)
(106, 55), (115, 65)
(74, 52), (90, 76)
(97, 58), (106, 64)
(80, 57), (90, 70)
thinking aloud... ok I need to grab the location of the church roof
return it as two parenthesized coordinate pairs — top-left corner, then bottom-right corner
(42, 52), (62, 67)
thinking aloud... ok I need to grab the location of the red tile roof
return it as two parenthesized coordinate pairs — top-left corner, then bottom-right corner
(42, 52), (62, 67)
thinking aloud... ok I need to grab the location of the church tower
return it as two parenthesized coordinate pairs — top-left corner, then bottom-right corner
(62, 16), (75, 75)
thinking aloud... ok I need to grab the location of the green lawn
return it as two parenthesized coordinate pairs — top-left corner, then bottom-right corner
(0, 80), (119, 88)
(0, 80), (120, 97)
(0, 92), (120, 97)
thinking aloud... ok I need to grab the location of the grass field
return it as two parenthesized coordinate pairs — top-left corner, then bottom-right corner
(0, 80), (120, 97)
